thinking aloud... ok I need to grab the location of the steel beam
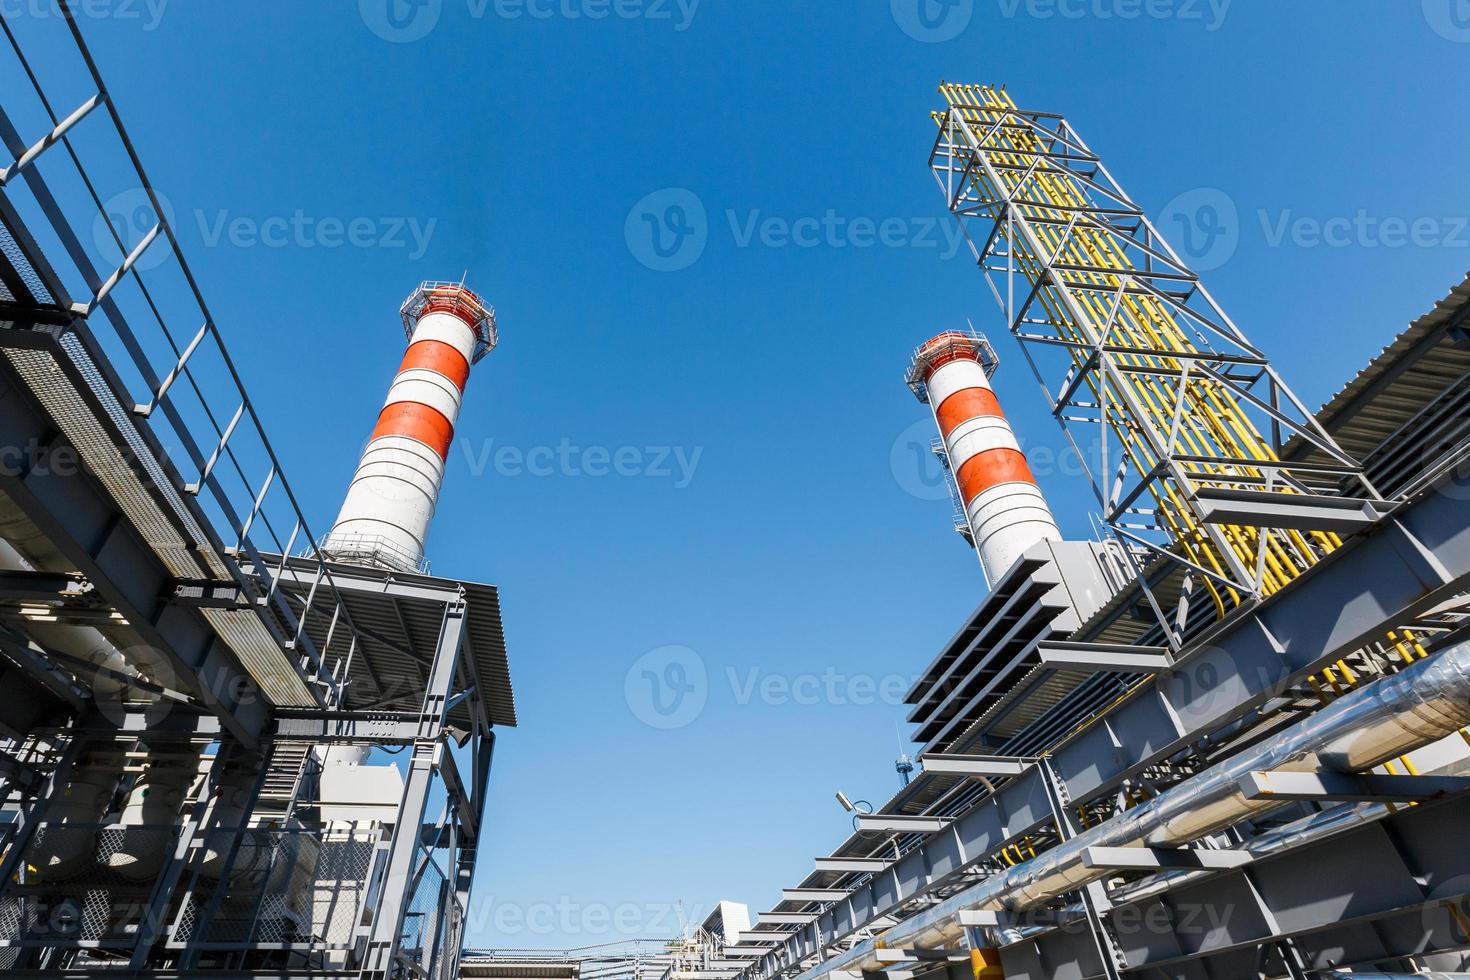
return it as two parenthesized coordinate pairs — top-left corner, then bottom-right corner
(0, 569), (89, 599)
(853, 815), (949, 833)
(761, 913), (822, 924)
(271, 711), (448, 742)
(262, 562), (464, 604)
(359, 599), (465, 977)
(813, 858), (892, 873)
(1193, 488), (1392, 533)
(783, 889), (851, 903)
(918, 753), (1032, 776)
(1081, 846), (1252, 870)
(1238, 770), (1470, 803)
(444, 727), (495, 980)
(436, 742), (480, 845)
(1036, 642), (1173, 674)
(61, 706), (222, 738)
(956, 910), (1060, 928)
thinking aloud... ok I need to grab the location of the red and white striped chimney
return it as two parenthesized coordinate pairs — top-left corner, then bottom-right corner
(324, 281), (497, 572)
(908, 331), (1060, 586)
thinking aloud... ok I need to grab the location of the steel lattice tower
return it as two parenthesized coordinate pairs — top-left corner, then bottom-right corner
(928, 83), (1388, 643)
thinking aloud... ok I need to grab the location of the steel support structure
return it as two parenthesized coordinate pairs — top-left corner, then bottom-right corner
(735, 468), (1470, 980)
(0, 0), (375, 739)
(927, 86), (1380, 641)
(0, 8), (511, 977)
(763, 633), (1470, 980)
(0, 561), (501, 976)
(1003, 792), (1470, 979)
(360, 596), (466, 978)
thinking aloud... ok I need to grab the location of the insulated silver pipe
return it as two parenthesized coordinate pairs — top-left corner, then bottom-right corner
(1026, 801), (1400, 944)
(1, 497), (195, 876)
(789, 639), (1470, 980)
(1098, 798), (1386, 915)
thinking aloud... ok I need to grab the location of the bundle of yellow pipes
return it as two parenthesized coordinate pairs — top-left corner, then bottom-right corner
(934, 82), (1350, 616)
(932, 82), (1432, 758)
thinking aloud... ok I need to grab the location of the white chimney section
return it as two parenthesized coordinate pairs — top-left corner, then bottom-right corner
(908, 331), (1061, 586)
(324, 282), (496, 572)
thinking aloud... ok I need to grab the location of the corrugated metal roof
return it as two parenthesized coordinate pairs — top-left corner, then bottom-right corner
(268, 555), (517, 728)
(1286, 272), (1470, 472)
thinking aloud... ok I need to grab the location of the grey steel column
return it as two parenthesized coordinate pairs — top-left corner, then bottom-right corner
(445, 729), (495, 980)
(359, 598), (465, 978)
(0, 735), (83, 888)
(171, 745), (273, 970)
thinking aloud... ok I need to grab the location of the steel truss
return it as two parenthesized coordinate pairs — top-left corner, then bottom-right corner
(0, 6), (511, 977)
(0, 561), (500, 978)
(1001, 791), (1470, 979)
(714, 88), (1470, 980)
(927, 85), (1384, 643)
(733, 461), (1470, 980)
(0, 0), (369, 741)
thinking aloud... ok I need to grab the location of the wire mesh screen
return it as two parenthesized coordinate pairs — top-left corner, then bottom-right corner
(0, 220), (54, 304)
(399, 846), (450, 973)
(0, 823), (173, 948)
(169, 826), (377, 951)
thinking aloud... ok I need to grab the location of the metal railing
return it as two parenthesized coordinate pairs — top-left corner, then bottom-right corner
(0, 822), (172, 949)
(0, 5), (374, 710)
(167, 824), (380, 953)
(316, 532), (431, 575)
(400, 844), (452, 975)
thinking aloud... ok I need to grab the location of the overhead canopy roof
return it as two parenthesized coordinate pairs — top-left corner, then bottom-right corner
(1286, 272), (1470, 492)
(262, 554), (517, 728)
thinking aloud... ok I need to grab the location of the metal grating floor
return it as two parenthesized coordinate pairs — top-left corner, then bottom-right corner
(4, 344), (205, 578)
(2, 339), (314, 706)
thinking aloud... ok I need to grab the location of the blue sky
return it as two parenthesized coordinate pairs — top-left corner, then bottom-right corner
(11, 0), (1470, 951)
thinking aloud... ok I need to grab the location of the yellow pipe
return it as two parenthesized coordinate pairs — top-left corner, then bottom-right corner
(934, 85), (1348, 611)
